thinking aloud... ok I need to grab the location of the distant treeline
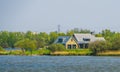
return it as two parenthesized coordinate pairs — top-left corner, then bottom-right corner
(0, 28), (92, 48)
(0, 29), (120, 55)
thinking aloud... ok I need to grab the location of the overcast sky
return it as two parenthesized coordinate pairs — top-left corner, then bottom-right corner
(0, 0), (120, 33)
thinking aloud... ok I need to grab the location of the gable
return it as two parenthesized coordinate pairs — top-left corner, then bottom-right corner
(66, 37), (78, 45)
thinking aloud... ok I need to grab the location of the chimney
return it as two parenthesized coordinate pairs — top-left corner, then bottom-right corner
(90, 31), (94, 35)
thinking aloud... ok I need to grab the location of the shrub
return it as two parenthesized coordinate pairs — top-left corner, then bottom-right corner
(48, 44), (65, 52)
(89, 41), (111, 55)
(112, 37), (120, 50)
(0, 46), (4, 51)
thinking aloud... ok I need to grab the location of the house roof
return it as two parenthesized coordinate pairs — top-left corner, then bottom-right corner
(73, 34), (95, 42)
(54, 36), (71, 44)
(73, 33), (105, 43)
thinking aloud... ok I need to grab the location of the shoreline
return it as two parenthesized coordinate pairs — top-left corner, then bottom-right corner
(1, 50), (120, 56)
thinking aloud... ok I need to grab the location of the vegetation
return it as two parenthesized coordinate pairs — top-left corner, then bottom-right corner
(0, 46), (4, 51)
(0, 29), (120, 56)
(50, 49), (92, 56)
(89, 41), (112, 55)
(48, 44), (65, 52)
(14, 39), (37, 55)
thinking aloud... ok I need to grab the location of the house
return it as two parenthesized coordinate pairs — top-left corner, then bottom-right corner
(54, 33), (105, 49)
(73, 33), (105, 48)
(54, 36), (79, 49)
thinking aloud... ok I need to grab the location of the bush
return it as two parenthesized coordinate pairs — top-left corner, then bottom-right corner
(112, 37), (120, 50)
(0, 46), (4, 51)
(89, 41), (111, 55)
(48, 44), (65, 52)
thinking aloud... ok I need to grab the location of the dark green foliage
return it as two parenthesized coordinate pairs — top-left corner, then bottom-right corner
(49, 32), (58, 44)
(14, 38), (37, 55)
(0, 46), (4, 51)
(112, 35), (120, 50)
(89, 41), (112, 55)
(0, 28), (120, 56)
(48, 44), (65, 52)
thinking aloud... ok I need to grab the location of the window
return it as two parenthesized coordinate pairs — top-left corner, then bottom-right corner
(79, 44), (84, 48)
(68, 45), (71, 49)
(85, 44), (89, 48)
(83, 38), (90, 41)
(58, 38), (63, 43)
(73, 44), (76, 49)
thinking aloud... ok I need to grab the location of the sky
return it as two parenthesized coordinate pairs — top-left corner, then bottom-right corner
(0, 0), (120, 33)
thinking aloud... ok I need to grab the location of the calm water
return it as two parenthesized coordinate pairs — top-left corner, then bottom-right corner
(0, 56), (120, 72)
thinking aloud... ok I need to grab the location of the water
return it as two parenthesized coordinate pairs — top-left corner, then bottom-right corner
(0, 56), (120, 72)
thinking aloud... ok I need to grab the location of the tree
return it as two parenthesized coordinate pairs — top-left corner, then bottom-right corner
(0, 46), (4, 51)
(66, 30), (74, 36)
(49, 32), (58, 44)
(0, 31), (9, 48)
(7, 32), (25, 48)
(48, 44), (65, 52)
(101, 29), (115, 41)
(89, 41), (111, 55)
(112, 35), (120, 50)
(14, 38), (37, 55)
(79, 29), (91, 33)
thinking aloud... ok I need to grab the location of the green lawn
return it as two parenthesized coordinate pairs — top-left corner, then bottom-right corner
(51, 49), (92, 56)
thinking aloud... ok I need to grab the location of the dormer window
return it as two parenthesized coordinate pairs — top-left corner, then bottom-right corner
(83, 38), (90, 41)
(58, 38), (63, 43)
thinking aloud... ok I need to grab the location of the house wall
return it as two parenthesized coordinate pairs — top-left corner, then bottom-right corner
(66, 38), (79, 49)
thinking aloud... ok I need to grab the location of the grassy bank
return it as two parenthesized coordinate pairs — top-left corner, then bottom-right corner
(1, 49), (120, 56)
(97, 50), (120, 56)
(0, 48), (51, 55)
(0, 49), (92, 56)
(50, 49), (92, 56)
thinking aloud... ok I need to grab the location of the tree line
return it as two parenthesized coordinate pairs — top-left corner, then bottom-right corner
(0, 29), (120, 55)
(0, 28), (91, 48)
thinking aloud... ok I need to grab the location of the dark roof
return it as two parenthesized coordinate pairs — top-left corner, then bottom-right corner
(54, 36), (71, 44)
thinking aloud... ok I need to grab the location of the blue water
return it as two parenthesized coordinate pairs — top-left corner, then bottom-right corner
(0, 56), (120, 72)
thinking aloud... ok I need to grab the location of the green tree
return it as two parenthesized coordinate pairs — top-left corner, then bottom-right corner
(0, 31), (10, 48)
(89, 41), (111, 55)
(101, 29), (115, 41)
(7, 32), (25, 48)
(49, 32), (58, 44)
(34, 32), (50, 48)
(112, 35), (120, 50)
(66, 30), (74, 36)
(14, 38), (37, 55)
(25, 31), (34, 40)
(79, 29), (91, 33)
(0, 46), (4, 51)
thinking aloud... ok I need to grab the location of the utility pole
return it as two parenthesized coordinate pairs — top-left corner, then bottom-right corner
(58, 25), (60, 33)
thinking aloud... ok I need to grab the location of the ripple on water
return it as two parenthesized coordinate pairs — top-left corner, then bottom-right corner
(0, 56), (120, 72)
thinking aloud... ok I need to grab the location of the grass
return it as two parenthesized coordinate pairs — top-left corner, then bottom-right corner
(0, 49), (92, 56)
(97, 50), (120, 56)
(1, 48), (120, 56)
(51, 49), (92, 56)
(0, 51), (9, 55)
(25, 48), (51, 55)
